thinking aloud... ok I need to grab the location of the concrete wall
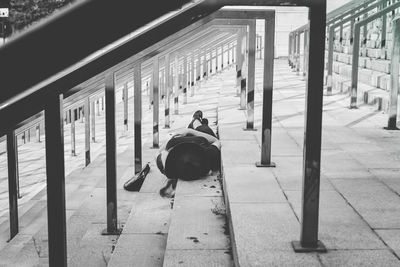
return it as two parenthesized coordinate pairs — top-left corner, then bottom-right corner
(255, 0), (353, 58)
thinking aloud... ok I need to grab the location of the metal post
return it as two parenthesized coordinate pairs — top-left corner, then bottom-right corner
(256, 15), (276, 168)
(36, 124), (41, 142)
(221, 43), (224, 70)
(191, 52), (195, 95)
(164, 55), (171, 128)
(381, 1), (387, 49)
(386, 15), (400, 130)
(45, 93), (67, 266)
(209, 47), (212, 74)
(350, 25), (361, 109)
(288, 34), (292, 67)
(174, 54), (179, 114)
(239, 30), (247, 109)
(327, 26), (334, 95)
(123, 83), (128, 131)
(91, 100), (96, 142)
(134, 63), (142, 174)
(7, 130), (19, 240)
(215, 46), (219, 73)
(71, 109), (76, 156)
(196, 50), (201, 89)
(292, 1), (327, 253)
(27, 130), (30, 142)
(245, 20), (256, 130)
(103, 71), (120, 235)
(84, 97), (90, 166)
(203, 48), (208, 78)
(296, 32), (300, 75)
(303, 29), (309, 79)
(236, 29), (243, 95)
(227, 43), (231, 66)
(96, 99), (100, 116)
(183, 55), (188, 104)
(153, 56), (160, 148)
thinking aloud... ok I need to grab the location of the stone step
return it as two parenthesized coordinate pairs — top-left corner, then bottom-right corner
(162, 70), (233, 267)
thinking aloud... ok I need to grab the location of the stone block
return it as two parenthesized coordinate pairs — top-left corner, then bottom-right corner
(163, 249), (233, 267)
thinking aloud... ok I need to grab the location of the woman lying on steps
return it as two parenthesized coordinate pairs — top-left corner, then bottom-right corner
(156, 112), (221, 198)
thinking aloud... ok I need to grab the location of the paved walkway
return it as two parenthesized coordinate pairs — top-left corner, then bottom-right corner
(218, 59), (400, 266)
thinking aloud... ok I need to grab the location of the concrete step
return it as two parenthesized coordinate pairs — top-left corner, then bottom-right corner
(161, 70), (233, 267)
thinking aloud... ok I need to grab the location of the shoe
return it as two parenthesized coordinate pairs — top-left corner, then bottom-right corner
(123, 163), (150, 191)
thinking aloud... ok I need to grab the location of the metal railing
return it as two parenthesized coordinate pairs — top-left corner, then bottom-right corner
(0, 0), (327, 265)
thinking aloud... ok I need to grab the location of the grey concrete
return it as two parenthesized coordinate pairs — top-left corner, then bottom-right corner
(219, 59), (400, 266)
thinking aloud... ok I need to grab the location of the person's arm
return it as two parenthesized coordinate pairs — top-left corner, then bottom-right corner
(177, 128), (220, 148)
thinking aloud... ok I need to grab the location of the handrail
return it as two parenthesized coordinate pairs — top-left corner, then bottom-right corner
(0, 1), (327, 266)
(350, 2), (400, 108)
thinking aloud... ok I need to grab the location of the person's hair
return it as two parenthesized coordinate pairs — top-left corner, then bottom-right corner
(201, 118), (208, 125)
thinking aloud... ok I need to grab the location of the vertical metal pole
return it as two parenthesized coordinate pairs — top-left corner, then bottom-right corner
(96, 99), (101, 116)
(7, 130), (19, 240)
(104, 72), (119, 235)
(80, 108), (84, 123)
(386, 15), (400, 130)
(134, 63), (142, 174)
(71, 109), (76, 156)
(174, 53), (179, 115)
(123, 83), (128, 131)
(165, 54), (171, 128)
(209, 47), (212, 74)
(236, 29), (243, 95)
(350, 25), (361, 109)
(153, 56), (160, 149)
(256, 15), (276, 168)
(292, 2), (327, 253)
(381, 1), (387, 49)
(288, 34), (292, 67)
(36, 124), (41, 142)
(84, 97), (90, 166)
(227, 43), (231, 66)
(215, 46), (219, 73)
(91, 100), (96, 142)
(196, 50), (201, 89)
(350, 17), (355, 44)
(183, 55), (188, 104)
(303, 29), (309, 79)
(245, 20), (256, 130)
(221, 43), (224, 70)
(45, 93), (67, 266)
(327, 27), (334, 95)
(296, 32), (300, 75)
(203, 48), (208, 78)
(27, 130), (30, 143)
(240, 29), (247, 108)
(191, 52), (195, 95)
(339, 23), (343, 43)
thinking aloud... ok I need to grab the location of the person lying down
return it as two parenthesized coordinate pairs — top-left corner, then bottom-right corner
(156, 111), (221, 198)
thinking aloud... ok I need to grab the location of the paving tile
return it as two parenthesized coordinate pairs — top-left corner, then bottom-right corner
(122, 193), (171, 234)
(108, 234), (167, 267)
(163, 249), (233, 267)
(224, 166), (286, 203)
(229, 203), (299, 252)
(166, 196), (229, 250)
(319, 250), (400, 267)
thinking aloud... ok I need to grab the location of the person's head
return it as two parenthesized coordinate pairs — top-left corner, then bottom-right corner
(164, 142), (208, 180)
(201, 118), (209, 125)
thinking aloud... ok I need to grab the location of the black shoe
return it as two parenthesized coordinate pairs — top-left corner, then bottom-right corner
(123, 163), (150, 191)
